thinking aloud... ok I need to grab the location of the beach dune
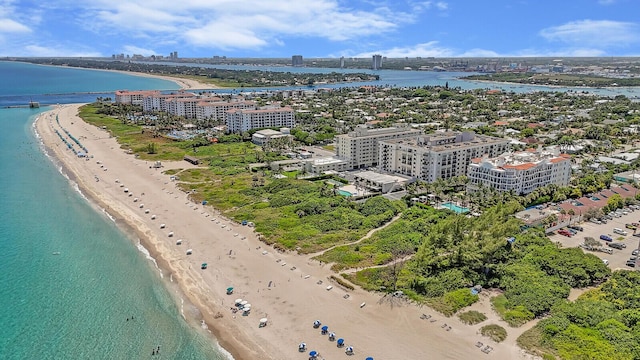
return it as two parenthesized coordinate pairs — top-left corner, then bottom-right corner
(36, 104), (535, 360)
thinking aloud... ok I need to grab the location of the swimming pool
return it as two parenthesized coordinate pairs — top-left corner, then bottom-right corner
(441, 202), (470, 214)
(338, 189), (354, 197)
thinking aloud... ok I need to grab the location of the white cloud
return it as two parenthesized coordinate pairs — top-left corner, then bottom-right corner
(77, 0), (404, 50)
(540, 20), (640, 48)
(408, 1), (448, 12)
(122, 45), (157, 56)
(353, 41), (455, 57)
(435, 2), (448, 10)
(345, 42), (612, 59)
(0, 18), (31, 33)
(17, 44), (101, 57)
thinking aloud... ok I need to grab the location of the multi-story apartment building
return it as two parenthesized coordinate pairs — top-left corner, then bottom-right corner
(335, 125), (421, 170)
(225, 107), (295, 133)
(165, 97), (202, 119)
(115, 90), (160, 105)
(196, 100), (257, 121)
(467, 149), (571, 194)
(378, 131), (511, 182)
(142, 92), (198, 112)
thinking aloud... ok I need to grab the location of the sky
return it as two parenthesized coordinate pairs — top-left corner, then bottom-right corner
(0, 0), (639, 58)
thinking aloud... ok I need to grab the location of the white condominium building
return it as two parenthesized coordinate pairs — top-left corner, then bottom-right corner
(142, 92), (198, 112)
(197, 100), (257, 121)
(378, 131), (510, 182)
(115, 90), (160, 105)
(165, 97), (202, 119)
(335, 125), (422, 170)
(225, 107), (295, 133)
(467, 149), (571, 194)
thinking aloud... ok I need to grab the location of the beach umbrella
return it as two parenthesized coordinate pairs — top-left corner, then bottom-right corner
(309, 350), (317, 357)
(226, 287), (234, 294)
(260, 317), (268, 323)
(201, 263), (207, 269)
(321, 325), (328, 332)
(337, 338), (344, 346)
(240, 301), (248, 306)
(235, 298), (243, 305)
(365, 357), (373, 360)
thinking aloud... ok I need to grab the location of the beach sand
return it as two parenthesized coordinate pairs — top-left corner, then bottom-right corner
(120, 71), (215, 90)
(36, 104), (537, 360)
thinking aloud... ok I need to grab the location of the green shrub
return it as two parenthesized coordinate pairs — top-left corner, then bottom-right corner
(458, 310), (488, 325)
(480, 324), (508, 342)
(427, 288), (479, 316)
(492, 294), (535, 327)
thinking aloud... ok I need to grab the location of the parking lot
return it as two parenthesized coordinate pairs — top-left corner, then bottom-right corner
(550, 209), (640, 271)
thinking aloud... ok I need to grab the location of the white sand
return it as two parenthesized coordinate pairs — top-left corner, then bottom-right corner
(36, 104), (535, 360)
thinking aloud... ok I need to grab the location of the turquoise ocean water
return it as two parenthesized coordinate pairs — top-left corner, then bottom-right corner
(0, 62), (228, 360)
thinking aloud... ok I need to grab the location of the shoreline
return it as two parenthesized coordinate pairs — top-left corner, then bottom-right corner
(34, 107), (252, 360)
(35, 103), (536, 360)
(462, 77), (640, 91)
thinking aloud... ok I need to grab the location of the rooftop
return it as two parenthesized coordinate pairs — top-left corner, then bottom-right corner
(382, 131), (508, 152)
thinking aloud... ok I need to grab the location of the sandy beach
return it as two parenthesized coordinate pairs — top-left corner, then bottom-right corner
(119, 71), (216, 90)
(36, 104), (538, 360)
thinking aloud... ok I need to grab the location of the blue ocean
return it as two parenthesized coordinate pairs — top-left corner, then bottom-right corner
(0, 61), (228, 360)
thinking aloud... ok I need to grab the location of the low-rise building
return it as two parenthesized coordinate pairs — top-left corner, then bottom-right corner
(304, 157), (350, 174)
(467, 149), (571, 194)
(353, 170), (411, 193)
(378, 131), (510, 182)
(251, 129), (292, 146)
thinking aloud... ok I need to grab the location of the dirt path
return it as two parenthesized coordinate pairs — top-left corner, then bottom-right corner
(305, 213), (403, 260)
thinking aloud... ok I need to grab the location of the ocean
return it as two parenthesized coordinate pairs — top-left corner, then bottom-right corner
(0, 61), (228, 360)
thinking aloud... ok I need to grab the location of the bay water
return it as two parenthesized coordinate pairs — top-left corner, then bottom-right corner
(0, 61), (228, 359)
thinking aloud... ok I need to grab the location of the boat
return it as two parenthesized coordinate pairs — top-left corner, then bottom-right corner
(52, 252), (60, 255)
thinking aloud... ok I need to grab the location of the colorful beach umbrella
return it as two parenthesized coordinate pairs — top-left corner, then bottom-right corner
(309, 350), (317, 357)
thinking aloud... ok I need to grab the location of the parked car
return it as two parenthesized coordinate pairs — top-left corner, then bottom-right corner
(558, 229), (572, 237)
(608, 242), (625, 250)
(569, 225), (584, 232)
(626, 260), (636, 267)
(600, 234), (613, 242)
(633, 249), (640, 256)
(614, 228), (629, 236)
(626, 223), (637, 230)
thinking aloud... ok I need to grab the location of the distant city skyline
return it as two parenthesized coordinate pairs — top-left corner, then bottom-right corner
(1, 0), (639, 58)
